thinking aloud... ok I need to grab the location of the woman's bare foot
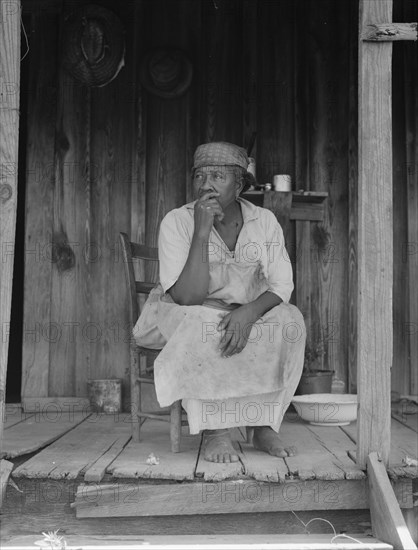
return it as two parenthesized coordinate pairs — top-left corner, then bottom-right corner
(202, 429), (240, 463)
(253, 426), (297, 457)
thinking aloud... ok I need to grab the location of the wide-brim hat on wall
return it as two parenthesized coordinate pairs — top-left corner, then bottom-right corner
(140, 48), (193, 98)
(62, 4), (125, 87)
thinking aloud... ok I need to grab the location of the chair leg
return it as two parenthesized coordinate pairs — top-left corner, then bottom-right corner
(170, 400), (182, 453)
(131, 350), (143, 442)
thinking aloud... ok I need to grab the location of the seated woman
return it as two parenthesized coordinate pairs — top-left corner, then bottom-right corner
(134, 141), (306, 463)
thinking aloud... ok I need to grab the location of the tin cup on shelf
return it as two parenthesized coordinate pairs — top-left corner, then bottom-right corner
(273, 174), (292, 192)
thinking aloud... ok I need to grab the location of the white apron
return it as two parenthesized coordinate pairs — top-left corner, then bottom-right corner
(145, 242), (306, 434)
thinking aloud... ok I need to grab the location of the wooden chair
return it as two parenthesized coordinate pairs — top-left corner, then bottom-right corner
(119, 232), (183, 452)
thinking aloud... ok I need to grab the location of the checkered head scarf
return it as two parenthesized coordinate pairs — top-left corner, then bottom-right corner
(193, 142), (250, 171)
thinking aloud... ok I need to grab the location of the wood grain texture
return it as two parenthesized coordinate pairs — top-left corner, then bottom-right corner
(357, 0), (393, 468)
(304, 423), (366, 480)
(402, 0), (418, 397)
(12, 414), (128, 479)
(362, 22), (417, 41)
(263, 192), (293, 242)
(0, 0), (21, 447)
(307, 0), (350, 387)
(109, 419), (196, 480)
(0, 478), (375, 538)
(21, 8), (60, 401)
(367, 452), (417, 549)
(295, 221), (311, 343)
(341, 417), (418, 479)
(22, 396), (90, 412)
(4, 405), (33, 430)
(392, 0), (410, 398)
(1, 411), (87, 460)
(279, 421), (347, 481)
(49, 54), (89, 397)
(83, 434), (131, 482)
(88, 1), (135, 398)
(144, 0), (190, 286)
(239, 443), (289, 483)
(72, 479), (380, 518)
(348, 0), (359, 392)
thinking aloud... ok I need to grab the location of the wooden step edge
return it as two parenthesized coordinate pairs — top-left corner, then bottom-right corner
(0, 533), (393, 549)
(368, 452), (417, 550)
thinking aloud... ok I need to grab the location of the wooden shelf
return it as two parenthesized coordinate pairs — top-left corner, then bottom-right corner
(243, 190), (328, 202)
(242, 190), (328, 222)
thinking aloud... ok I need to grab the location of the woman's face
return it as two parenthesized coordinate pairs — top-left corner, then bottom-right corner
(193, 165), (241, 209)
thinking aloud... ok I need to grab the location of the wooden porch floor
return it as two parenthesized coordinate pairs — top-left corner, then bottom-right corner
(3, 406), (417, 484)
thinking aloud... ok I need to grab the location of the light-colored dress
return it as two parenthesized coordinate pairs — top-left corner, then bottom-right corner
(134, 197), (306, 434)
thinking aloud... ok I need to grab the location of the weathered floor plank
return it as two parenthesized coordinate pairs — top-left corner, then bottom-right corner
(1, 411), (88, 459)
(239, 443), (289, 483)
(392, 410), (418, 434)
(4, 405), (33, 430)
(342, 418), (418, 478)
(109, 421), (200, 481)
(84, 434), (132, 482)
(12, 414), (129, 479)
(304, 424), (366, 479)
(8, 415), (418, 484)
(279, 421), (347, 480)
(195, 442), (245, 482)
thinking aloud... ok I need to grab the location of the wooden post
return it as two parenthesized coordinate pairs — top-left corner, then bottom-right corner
(0, 0), (21, 449)
(357, 0), (393, 468)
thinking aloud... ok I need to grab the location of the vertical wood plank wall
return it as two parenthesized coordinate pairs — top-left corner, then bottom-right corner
(392, 0), (418, 397)
(19, 0), (417, 404)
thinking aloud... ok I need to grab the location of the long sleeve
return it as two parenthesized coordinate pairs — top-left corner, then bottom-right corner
(158, 209), (193, 293)
(262, 211), (294, 303)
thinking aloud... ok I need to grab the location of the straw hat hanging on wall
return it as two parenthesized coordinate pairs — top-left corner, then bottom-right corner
(62, 4), (125, 87)
(140, 48), (193, 98)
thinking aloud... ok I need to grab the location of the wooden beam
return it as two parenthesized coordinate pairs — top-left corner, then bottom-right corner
(357, 0), (393, 468)
(71, 478), (411, 518)
(367, 452), (417, 550)
(362, 22), (417, 41)
(0, 0), (21, 449)
(243, 191), (328, 222)
(0, 533), (395, 549)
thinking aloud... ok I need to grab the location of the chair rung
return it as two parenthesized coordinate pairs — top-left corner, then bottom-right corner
(137, 347), (160, 357)
(137, 376), (154, 384)
(140, 409), (170, 415)
(136, 412), (171, 421)
(136, 281), (155, 294)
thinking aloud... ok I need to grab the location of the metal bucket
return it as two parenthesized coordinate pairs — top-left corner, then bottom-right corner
(87, 379), (122, 413)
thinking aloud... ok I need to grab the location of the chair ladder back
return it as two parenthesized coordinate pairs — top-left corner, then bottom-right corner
(119, 233), (159, 324)
(120, 232), (139, 326)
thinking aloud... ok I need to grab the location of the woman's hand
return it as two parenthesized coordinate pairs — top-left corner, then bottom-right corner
(217, 304), (260, 358)
(194, 191), (224, 236)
